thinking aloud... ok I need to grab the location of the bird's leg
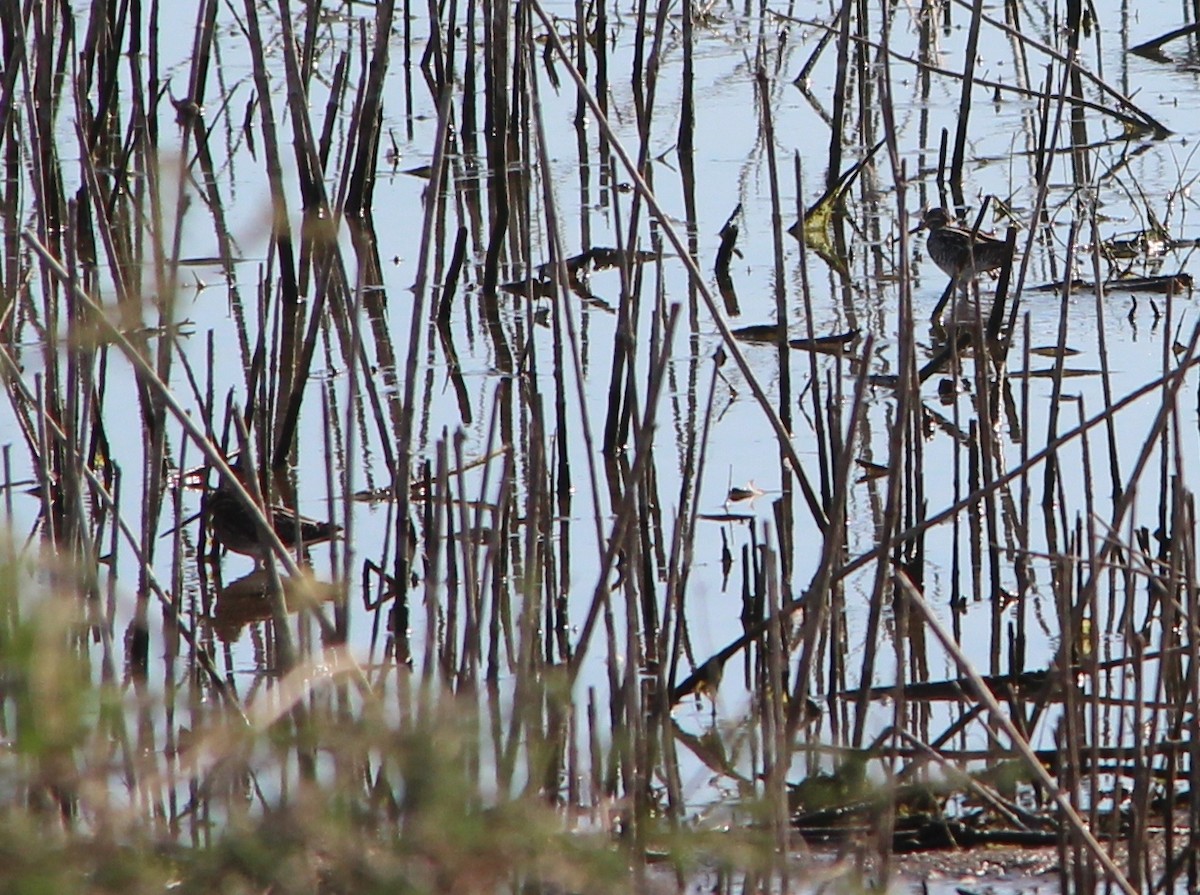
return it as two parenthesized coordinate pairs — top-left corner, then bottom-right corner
(930, 277), (958, 324)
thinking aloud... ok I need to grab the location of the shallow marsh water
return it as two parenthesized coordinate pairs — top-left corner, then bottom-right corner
(5, 0), (1200, 891)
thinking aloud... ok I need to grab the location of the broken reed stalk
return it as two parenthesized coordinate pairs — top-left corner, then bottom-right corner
(713, 204), (740, 299)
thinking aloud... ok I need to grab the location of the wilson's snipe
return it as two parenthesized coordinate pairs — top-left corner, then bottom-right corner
(206, 473), (340, 562)
(917, 207), (1012, 281)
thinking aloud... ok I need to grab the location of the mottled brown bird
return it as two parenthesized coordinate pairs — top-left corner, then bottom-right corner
(917, 207), (1012, 282)
(206, 471), (339, 562)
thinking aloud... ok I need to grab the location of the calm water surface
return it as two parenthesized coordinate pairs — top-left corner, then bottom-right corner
(5, 1), (1200, 848)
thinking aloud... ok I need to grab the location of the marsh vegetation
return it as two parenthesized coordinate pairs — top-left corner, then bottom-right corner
(4, 0), (1200, 892)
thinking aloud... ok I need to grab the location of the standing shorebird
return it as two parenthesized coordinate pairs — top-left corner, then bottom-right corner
(916, 207), (1012, 282)
(205, 470), (340, 563)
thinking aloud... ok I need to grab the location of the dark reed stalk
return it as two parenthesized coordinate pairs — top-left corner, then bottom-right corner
(1031, 66), (1053, 206)
(963, 321), (1003, 629)
(755, 69), (791, 440)
(852, 306), (918, 749)
(448, 435), (473, 684)
(827, 0), (852, 194)
(848, 73), (911, 747)
(418, 0), (446, 96)
(424, 448), (446, 684)
(852, 0), (872, 153)
(273, 2), (328, 402)
(796, 18), (835, 87)
(824, 365), (848, 738)
(984, 227), (1018, 342)
(0, 3), (25, 155)
(905, 391), (929, 685)
(523, 20), (580, 602)
(343, 1), (396, 219)
(661, 346), (723, 707)
(713, 207), (740, 315)
(1002, 0), (1034, 98)
(240, 1), (302, 357)
(791, 151), (833, 507)
(1009, 314), (1031, 663)
(605, 0), (672, 456)
(32, 377), (55, 554)
(936, 128), (949, 200)
(480, 0), (510, 303)
(1, 445), (10, 523)
(1001, 61), (1073, 361)
(1064, 1), (1092, 194)
(332, 228), (374, 645)
(759, 538), (789, 860)
(391, 82), (456, 646)
(617, 467), (649, 851)
(600, 164), (635, 454)
(1036, 217), (1080, 601)
(677, 0), (693, 165)
(1124, 674), (1162, 887)
(948, 0), (983, 199)
(1185, 509), (1200, 889)
(464, 408), (510, 684)
(786, 337), (872, 743)
(1077, 402), (1107, 882)
(567, 305), (679, 684)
